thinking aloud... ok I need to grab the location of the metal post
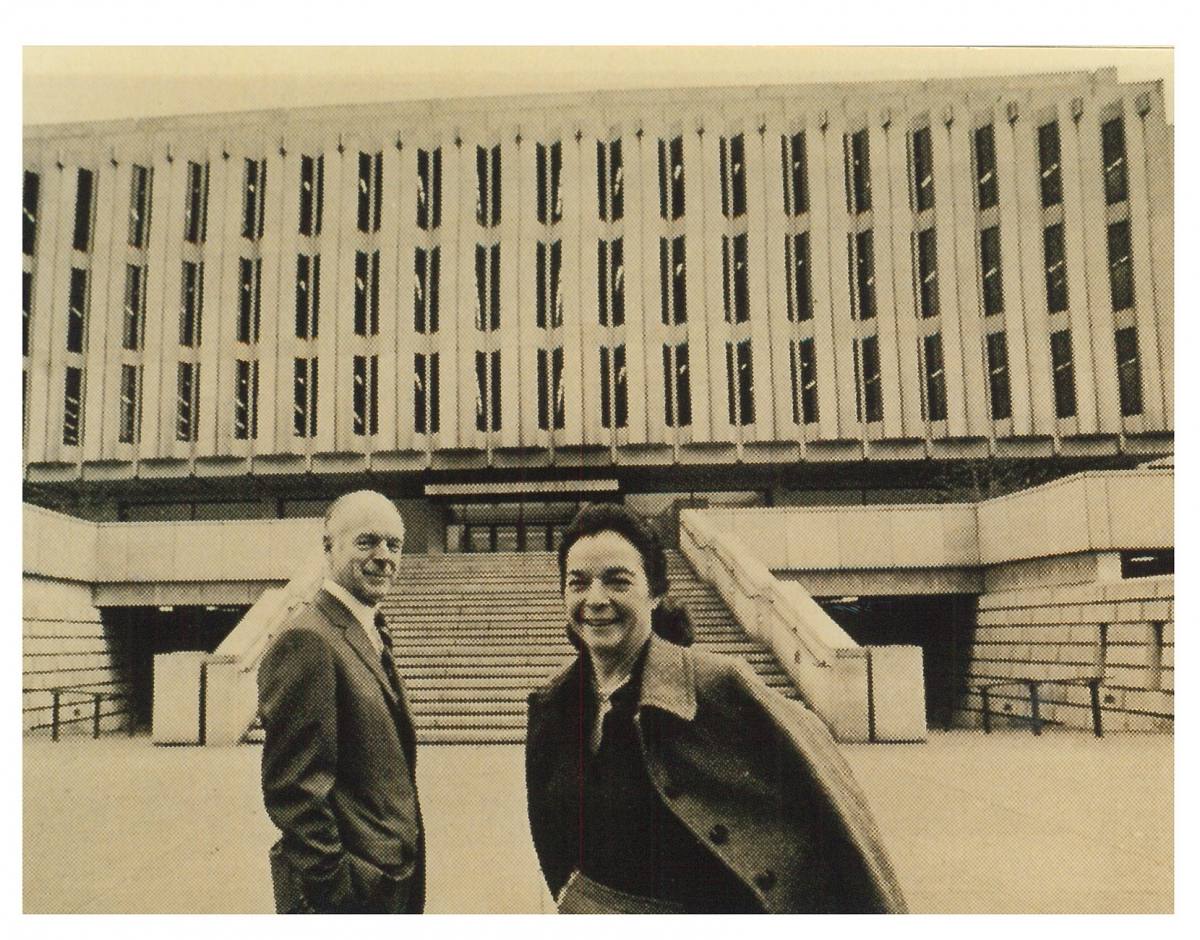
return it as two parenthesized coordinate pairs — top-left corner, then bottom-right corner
(1090, 680), (1104, 738)
(93, 693), (103, 739)
(51, 690), (61, 742)
(980, 687), (991, 733)
(1029, 682), (1042, 736)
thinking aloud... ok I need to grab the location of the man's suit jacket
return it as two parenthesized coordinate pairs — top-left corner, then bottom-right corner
(258, 588), (425, 914)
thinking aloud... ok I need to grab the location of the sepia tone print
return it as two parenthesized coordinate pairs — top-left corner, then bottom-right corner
(23, 47), (1172, 913)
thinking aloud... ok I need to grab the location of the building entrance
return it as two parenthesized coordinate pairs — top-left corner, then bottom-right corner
(444, 499), (599, 553)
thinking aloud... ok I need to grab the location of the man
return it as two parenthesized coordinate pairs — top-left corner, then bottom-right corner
(258, 490), (425, 914)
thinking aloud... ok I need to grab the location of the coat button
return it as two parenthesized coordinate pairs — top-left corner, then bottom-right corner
(755, 870), (777, 891)
(708, 824), (729, 845)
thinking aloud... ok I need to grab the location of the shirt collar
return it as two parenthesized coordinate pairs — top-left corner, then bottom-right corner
(322, 579), (382, 654)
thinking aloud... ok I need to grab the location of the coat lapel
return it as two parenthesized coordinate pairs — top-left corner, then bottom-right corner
(638, 634), (698, 721)
(314, 590), (399, 708)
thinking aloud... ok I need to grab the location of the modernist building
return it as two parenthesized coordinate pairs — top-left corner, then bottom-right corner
(22, 68), (1173, 737)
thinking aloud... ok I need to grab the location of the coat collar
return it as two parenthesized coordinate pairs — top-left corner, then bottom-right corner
(637, 633), (698, 722)
(312, 588), (398, 706)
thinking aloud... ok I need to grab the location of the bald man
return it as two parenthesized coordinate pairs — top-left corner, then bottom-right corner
(258, 491), (425, 913)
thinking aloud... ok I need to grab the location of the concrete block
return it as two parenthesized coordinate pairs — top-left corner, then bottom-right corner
(1105, 622), (1149, 645)
(1143, 600), (1171, 621)
(1162, 669), (1173, 691)
(203, 661), (259, 746)
(1162, 622), (1174, 644)
(1115, 601), (1144, 623)
(1123, 689), (1174, 717)
(837, 512), (894, 570)
(1070, 623), (1103, 644)
(1162, 646), (1173, 668)
(1104, 665), (1150, 689)
(867, 646), (926, 742)
(785, 513), (841, 570)
(1106, 645), (1152, 668)
(152, 652), (207, 745)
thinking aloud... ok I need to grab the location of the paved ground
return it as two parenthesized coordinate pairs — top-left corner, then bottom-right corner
(24, 730), (1172, 914)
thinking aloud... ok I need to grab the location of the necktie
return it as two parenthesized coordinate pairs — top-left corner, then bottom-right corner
(375, 613), (402, 694)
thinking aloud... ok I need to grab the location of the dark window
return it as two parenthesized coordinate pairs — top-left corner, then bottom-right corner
(722, 233), (749, 323)
(923, 333), (947, 421)
(294, 357), (318, 437)
(353, 354), (379, 436)
(238, 257), (262, 344)
(477, 144), (502, 227)
(658, 136), (685, 220)
(1108, 219), (1135, 311)
(415, 246), (441, 334)
(720, 134), (747, 219)
(854, 335), (882, 423)
(663, 342), (692, 428)
(417, 148), (442, 230)
(599, 344), (628, 430)
(793, 338), (818, 424)
(67, 267), (88, 354)
(785, 232), (812, 322)
(128, 165), (152, 248)
(851, 230), (877, 320)
(475, 243), (501, 331)
(242, 159), (266, 241)
(176, 361), (199, 442)
(1120, 549), (1172, 579)
(1043, 223), (1069, 313)
(414, 352), (441, 435)
(62, 365), (82, 446)
(597, 139), (623, 222)
(1102, 116), (1128, 205)
(536, 240), (562, 330)
(122, 265), (144, 350)
(234, 359), (259, 440)
(184, 161), (209, 244)
(659, 236), (687, 326)
(537, 141), (563, 225)
(22, 271), (32, 357)
(1050, 329), (1077, 418)
(296, 254), (320, 339)
(180, 261), (203, 347)
(847, 129), (872, 214)
(474, 350), (501, 432)
(980, 226), (1005, 316)
(118, 364), (138, 444)
(358, 151), (383, 233)
(23, 170), (39, 255)
(537, 347), (566, 431)
(782, 132), (809, 216)
(72, 168), (95, 252)
(974, 124), (998, 210)
(299, 154), (324, 236)
(917, 227), (940, 318)
(1115, 326), (1143, 417)
(1038, 121), (1063, 208)
(986, 331), (1012, 420)
(911, 126), (935, 212)
(598, 238), (625, 327)
(724, 339), (755, 426)
(355, 250), (380, 337)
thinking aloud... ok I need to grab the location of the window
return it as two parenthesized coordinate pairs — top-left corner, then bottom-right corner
(296, 254), (320, 339)
(475, 244), (501, 331)
(176, 361), (200, 442)
(790, 338), (819, 425)
(911, 126), (935, 212)
(922, 333), (948, 421)
(238, 258), (262, 344)
(986, 331), (1012, 420)
(242, 158), (266, 241)
(658, 136), (685, 220)
(600, 345), (628, 429)
(1043, 223), (1069, 313)
(917, 228), (940, 318)
(353, 355), (379, 436)
(415, 246), (441, 333)
(597, 139), (623, 222)
(414, 352), (441, 434)
(1101, 116), (1128, 205)
(67, 267), (88, 354)
(853, 335), (882, 423)
(73, 168), (95, 252)
(537, 347), (565, 430)
(128, 165), (152, 248)
(1115, 326), (1143, 416)
(1108, 219), (1134, 311)
(477, 144), (502, 227)
(660, 236), (687, 325)
(354, 250), (380, 337)
(850, 230), (877, 320)
(184, 161), (209, 244)
(598, 238), (625, 326)
(122, 265), (145, 350)
(62, 366), (83, 446)
(1050, 329), (1077, 418)
(358, 151), (383, 233)
(23, 170), (39, 255)
(22, 271), (32, 357)
(722, 233), (749, 323)
(785, 233), (812, 322)
(846, 129), (872, 214)
(180, 261), (204, 347)
(234, 359), (259, 440)
(1038, 121), (1063, 208)
(294, 357), (318, 437)
(720, 134), (747, 218)
(974, 125), (998, 210)
(299, 154), (324, 237)
(980, 226), (1004, 316)
(782, 132), (809, 216)
(725, 339), (755, 426)
(537, 241), (562, 330)
(537, 142), (563, 225)
(663, 342), (692, 428)
(118, 364), (139, 444)
(475, 350), (501, 431)
(418, 148), (443, 230)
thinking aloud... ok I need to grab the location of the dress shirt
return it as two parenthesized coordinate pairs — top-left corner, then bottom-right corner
(322, 579), (384, 655)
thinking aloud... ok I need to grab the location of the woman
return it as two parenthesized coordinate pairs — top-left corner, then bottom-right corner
(525, 504), (907, 914)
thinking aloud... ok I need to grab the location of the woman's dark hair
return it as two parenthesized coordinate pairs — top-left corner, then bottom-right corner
(558, 503), (694, 647)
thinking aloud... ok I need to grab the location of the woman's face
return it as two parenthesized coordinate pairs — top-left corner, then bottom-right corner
(563, 530), (658, 662)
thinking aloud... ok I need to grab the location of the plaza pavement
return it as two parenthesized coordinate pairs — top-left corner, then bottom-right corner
(23, 730), (1172, 914)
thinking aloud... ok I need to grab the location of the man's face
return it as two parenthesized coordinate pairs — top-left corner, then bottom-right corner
(325, 500), (405, 605)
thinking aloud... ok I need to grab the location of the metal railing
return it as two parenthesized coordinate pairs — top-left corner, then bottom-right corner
(26, 686), (136, 741)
